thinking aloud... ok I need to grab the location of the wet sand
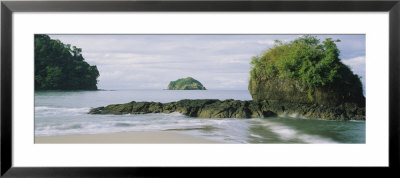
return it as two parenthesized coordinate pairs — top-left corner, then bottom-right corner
(35, 131), (221, 144)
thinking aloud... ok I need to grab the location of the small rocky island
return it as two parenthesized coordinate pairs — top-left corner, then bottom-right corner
(89, 36), (365, 120)
(167, 77), (206, 90)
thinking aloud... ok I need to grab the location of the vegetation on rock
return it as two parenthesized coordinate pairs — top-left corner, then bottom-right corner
(167, 77), (206, 90)
(249, 35), (364, 106)
(35, 34), (100, 90)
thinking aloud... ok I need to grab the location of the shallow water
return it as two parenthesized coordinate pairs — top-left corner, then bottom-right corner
(35, 90), (365, 143)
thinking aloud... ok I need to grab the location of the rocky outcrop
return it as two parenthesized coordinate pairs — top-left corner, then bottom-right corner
(89, 99), (365, 120)
(248, 35), (365, 108)
(167, 77), (206, 90)
(249, 77), (365, 106)
(89, 99), (266, 118)
(256, 100), (365, 120)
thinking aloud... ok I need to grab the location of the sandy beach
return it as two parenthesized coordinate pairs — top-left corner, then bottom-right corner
(35, 131), (221, 144)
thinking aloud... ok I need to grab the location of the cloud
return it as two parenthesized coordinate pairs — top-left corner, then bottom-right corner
(48, 34), (365, 90)
(257, 40), (275, 45)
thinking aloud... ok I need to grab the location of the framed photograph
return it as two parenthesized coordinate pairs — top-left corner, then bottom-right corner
(1, 0), (399, 177)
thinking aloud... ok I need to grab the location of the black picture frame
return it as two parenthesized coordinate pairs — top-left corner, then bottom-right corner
(1, 0), (399, 177)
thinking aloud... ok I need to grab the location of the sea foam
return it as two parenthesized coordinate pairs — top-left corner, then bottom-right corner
(259, 119), (338, 144)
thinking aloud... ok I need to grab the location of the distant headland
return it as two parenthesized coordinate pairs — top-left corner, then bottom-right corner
(34, 34), (99, 90)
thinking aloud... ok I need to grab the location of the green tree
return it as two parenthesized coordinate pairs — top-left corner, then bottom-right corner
(34, 34), (100, 90)
(250, 35), (362, 101)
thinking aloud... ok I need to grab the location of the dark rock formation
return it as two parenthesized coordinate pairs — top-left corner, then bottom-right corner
(89, 99), (365, 120)
(249, 77), (365, 106)
(89, 99), (267, 118)
(247, 35), (366, 122)
(256, 100), (365, 120)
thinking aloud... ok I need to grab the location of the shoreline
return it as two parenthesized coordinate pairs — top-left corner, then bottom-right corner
(35, 131), (221, 144)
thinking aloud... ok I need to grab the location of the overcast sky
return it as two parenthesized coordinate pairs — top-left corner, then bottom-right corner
(49, 34), (365, 91)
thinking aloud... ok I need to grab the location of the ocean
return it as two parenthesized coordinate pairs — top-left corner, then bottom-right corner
(34, 89), (365, 143)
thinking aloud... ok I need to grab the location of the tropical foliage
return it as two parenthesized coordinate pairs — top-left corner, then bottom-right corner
(249, 35), (362, 101)
(168, 77), (206, 90)
(35, 34), (99, 90)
